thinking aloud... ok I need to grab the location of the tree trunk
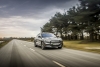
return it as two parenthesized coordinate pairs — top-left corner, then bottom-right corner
(71, 35), (73, 40)
(55, 28), (58, 36)
(80, 33), (84, 40)
(90, 33), (94, 41)
(60, 30), (63, 39)
(68, 35), (71, 40)
(99, 35), (100, 40)
(75, 35), (77, 40)
(82, 33), (84, 40)
(94, 33), (98, 40)
(65, 32), (67, 40)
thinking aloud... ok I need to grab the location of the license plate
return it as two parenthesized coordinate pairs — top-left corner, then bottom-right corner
(53, 43), (59, 45)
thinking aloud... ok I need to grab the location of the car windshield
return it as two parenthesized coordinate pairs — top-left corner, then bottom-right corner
(42, 33), (56, 38)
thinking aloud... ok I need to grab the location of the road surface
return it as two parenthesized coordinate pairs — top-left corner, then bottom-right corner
(0, 39), (100, 67)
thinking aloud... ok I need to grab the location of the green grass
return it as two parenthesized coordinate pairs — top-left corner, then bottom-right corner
(63, 40), (100, 54)
(0, 41), (10, 48)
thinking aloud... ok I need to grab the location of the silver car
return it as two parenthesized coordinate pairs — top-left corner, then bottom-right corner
(34, 32), (63, 50)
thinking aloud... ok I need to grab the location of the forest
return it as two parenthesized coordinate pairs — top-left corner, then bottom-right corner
(42, 0), (100, 41)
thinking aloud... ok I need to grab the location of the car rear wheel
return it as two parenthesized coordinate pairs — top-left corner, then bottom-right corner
(41, 42), (45, 50)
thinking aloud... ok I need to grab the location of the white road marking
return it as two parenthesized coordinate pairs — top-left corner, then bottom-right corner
(53, 61), (66, 67)
(30, 48), (35, 51)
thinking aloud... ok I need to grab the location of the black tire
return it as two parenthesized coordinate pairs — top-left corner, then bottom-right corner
(34, 41), (37, 47)
(58, 46), (62, 49)
(41, 42), (45, 50)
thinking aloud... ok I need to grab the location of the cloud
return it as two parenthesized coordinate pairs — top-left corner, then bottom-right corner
(0, 0), (78, 18)
(0, 0), (79, 37)
(0, 16), (49, 37)
(0, 5), (7, 8)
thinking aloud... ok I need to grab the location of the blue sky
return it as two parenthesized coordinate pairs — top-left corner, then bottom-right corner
(0, 0), (79, 37)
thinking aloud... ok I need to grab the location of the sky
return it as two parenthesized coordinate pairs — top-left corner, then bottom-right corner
(0, 0), (79, 37)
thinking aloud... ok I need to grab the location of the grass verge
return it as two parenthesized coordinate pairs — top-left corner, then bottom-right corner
(0, 41), (10, 48)
(63, 40), (100, 54)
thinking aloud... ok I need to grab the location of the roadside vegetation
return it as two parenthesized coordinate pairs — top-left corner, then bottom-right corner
(0, 38), (14, 48)
(63, 40), (100, 54)
(0, 41), (9, 48)
(41, 0), (100, 53)
(18, 37), (34, 42)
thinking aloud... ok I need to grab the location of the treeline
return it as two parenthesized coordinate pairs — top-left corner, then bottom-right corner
(0, 37), (34, 41)
(42, 0), (100, 41)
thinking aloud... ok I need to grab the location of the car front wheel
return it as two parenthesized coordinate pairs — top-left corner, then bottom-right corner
(34, 41), (37, 47)
(41, 42), (45, 50)
(58, 46), (62, 49)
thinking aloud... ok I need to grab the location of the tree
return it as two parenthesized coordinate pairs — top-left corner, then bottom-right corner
(42, 0), (100, 41)
(42, 22), (52, 32)
(79, 0), (100, 41)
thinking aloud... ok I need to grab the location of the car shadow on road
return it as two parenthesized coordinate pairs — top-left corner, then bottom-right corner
(36, 46), (62, 50)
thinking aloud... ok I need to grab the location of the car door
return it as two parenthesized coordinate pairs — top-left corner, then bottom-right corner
(35, 34), (40, 46)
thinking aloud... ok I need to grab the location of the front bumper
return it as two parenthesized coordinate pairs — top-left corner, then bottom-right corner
(44, 42), (63, 47)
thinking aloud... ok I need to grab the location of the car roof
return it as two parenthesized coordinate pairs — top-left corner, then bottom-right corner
(41, 32), (53, 34)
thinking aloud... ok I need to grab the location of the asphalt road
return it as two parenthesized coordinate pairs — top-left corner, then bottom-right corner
(0, 39), (100, 67)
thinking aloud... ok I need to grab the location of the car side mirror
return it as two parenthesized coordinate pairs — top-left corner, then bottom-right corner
(38, 36), (41, 38)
